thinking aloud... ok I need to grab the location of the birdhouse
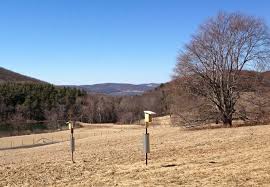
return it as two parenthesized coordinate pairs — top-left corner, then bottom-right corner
(144, 111), (156, 123)
(67, 122), (73, 130)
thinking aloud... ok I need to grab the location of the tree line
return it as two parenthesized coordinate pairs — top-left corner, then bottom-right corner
(0, 83), (168, 125)
(0, 83), (86, 122)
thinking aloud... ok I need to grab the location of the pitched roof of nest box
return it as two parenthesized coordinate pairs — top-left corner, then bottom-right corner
(144, 111), (156, 115)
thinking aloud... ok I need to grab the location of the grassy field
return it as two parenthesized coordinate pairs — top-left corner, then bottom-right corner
(1, 123), (270, 186)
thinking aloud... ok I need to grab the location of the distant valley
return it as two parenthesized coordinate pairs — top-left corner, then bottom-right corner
(64, 83), (160, 96)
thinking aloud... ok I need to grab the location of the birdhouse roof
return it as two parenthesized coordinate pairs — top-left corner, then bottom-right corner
(144, 111), (156, 115)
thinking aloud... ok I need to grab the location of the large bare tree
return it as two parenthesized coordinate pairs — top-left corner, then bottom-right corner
(175, 12), (270, 127)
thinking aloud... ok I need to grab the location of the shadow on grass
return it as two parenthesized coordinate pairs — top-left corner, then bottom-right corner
(0, 139), (63, 151)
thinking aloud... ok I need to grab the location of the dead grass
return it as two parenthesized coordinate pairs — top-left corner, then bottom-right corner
(1, 124), (270, 186)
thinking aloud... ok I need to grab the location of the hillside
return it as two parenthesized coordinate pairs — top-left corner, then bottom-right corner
(0, 67), (44, 84)
(1, 124), (270, 186)
(140, 70), (270, 124)
(152, 70), (270, 94)
(65, 83), (160, 96)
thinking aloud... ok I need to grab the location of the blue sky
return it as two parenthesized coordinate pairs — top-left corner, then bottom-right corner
(0, 0), (270, 85)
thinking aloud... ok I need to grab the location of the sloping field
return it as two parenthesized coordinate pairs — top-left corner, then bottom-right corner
(1, 124), (270, 186)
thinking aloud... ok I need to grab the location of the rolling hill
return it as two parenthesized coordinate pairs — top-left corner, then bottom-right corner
(0, 67), (44, 84)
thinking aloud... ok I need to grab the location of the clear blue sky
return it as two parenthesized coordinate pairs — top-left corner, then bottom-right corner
(0, 0), (269, 85)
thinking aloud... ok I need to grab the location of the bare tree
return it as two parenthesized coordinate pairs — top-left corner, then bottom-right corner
(175, 12), (270, 127)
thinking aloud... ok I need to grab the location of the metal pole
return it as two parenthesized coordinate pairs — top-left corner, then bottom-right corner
(146, 149), (148, 165)
(71, 127), (74, 163)
(71, 136), (74, 163)
(145, 125), (148, 166)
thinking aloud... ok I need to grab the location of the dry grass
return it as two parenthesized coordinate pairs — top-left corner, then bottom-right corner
(1, 124), (270, 186)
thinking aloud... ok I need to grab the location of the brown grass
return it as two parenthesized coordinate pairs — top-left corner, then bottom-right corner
(1, 124), (270, 186)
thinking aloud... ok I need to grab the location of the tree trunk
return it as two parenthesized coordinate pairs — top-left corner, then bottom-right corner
(223, 114), (232, 127)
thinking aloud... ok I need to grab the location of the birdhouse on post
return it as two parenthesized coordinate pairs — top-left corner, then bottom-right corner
(143, 111), (156, 166)
(68, 122), (73, 131)
(144, 111), (155, 124)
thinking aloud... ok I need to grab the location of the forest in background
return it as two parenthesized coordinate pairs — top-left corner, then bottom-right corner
(1, 70), (270, 128)
(0, 82), (167, 125)
(0, 83), (85, 122)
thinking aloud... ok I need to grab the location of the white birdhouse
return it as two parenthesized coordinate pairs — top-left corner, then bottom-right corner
(144, 111), (156, 123)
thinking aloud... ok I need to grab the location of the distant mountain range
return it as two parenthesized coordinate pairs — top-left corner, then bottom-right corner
(0, 67), (160, 96)
(64, 83), (160, 96)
